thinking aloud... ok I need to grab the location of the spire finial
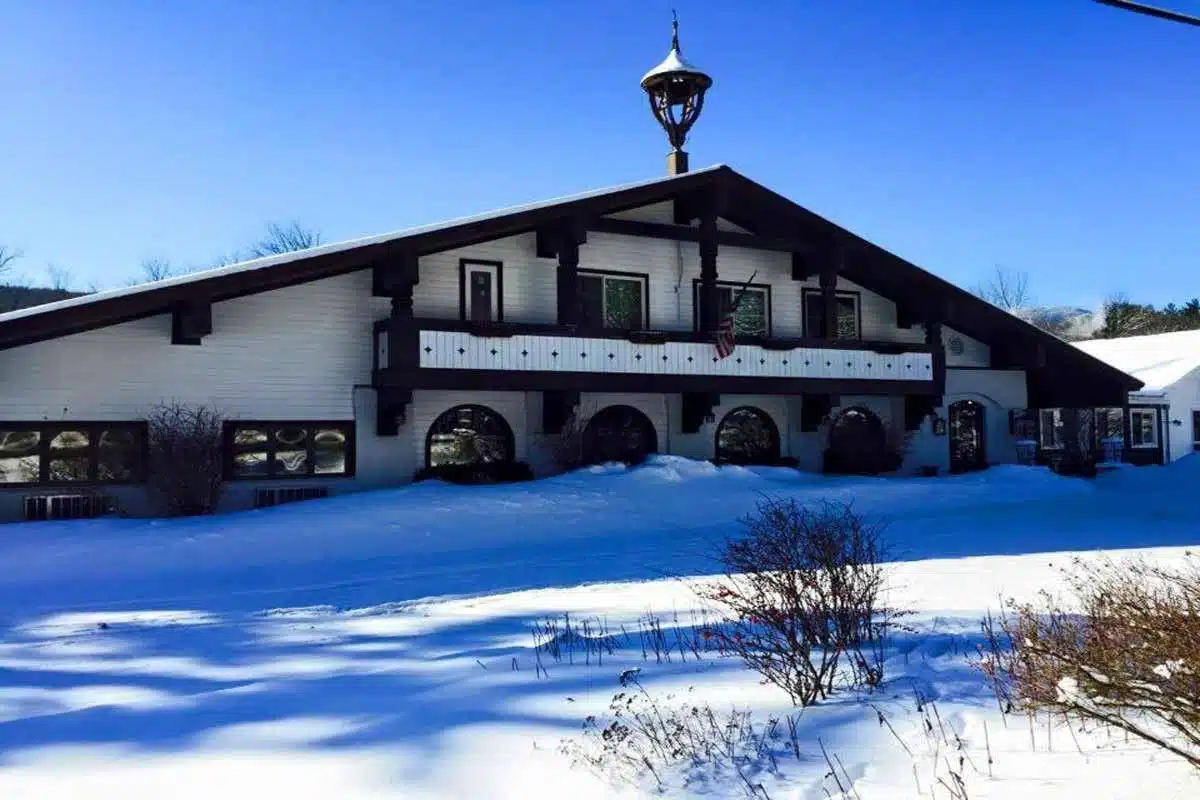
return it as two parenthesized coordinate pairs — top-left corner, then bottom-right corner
(671, 10), (680, 52)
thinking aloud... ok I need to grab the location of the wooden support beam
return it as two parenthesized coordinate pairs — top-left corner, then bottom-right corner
(376, 387), (412, 437)
(697, 212), (720, 333)
(542, 390), (581, 435)
(681, 392), (720, 434)
(171, 297), (212, 345)
(587, 217), (814, 254)
(819, 254), (839, 340)
(372, 251), (419, 298)
(791, 252), (812, 281)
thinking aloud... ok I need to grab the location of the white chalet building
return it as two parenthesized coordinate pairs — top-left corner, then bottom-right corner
(0, 25), (1147, 521)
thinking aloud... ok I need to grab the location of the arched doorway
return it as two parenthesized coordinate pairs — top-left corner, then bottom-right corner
(826, 406), (888, 475)
(582, 405), (658, 466)
(715, 406), (780, 465)
(426, 404), (514, 467)
(949, 400), (987, 473)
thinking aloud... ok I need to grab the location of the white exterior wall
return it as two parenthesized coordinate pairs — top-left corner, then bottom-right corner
(1160, 368), (1200, 462)
(903, 368), (1028, 474)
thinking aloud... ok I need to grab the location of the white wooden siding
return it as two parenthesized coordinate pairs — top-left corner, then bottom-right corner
(0, 271), (389, 421)
(418, 329), (934, 382)
(944, 327), (990, 368)
(408, 201), (934, 347)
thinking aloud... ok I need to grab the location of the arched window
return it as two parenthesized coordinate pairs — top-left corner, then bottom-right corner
(582, 405), (658, 466)
(426, 405), (514, 468)
(715, 406), (780, 465)
(826, 406), (888, 475)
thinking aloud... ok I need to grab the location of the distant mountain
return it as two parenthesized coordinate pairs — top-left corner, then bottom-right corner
(1013, 306), (1099, 341)
(0, 284), (87, 313)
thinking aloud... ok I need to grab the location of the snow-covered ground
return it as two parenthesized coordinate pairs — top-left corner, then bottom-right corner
(1, 457), (1198, 798)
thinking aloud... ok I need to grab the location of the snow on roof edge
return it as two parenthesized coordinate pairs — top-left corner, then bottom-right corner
(0, 164), (729, 325)
(1073, 329), (1200, 391)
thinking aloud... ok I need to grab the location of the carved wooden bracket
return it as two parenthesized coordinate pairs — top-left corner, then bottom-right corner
(171, 298), (212, 345)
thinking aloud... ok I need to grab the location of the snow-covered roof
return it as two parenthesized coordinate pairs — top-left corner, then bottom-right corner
(640, 47), (711, 86)
(0, 164), (730, 326)
(1074, 329), (1200, 391)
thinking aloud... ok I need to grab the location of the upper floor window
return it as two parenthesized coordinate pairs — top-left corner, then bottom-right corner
(225, 422), (354, 480)
(578, 270), (646, 330)
(1129, 408), (1158, 449)
(0, 422), (146, 486)
(802, 289), (860, 340)
(693, 280), (770, 337)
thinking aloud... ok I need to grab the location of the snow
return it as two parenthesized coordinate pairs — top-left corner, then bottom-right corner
(0, 455), (1198, 798)
(1075, 329), (1200, 391)
(0, 165), (728, 324)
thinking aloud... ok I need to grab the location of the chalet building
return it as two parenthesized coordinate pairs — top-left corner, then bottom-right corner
(0, 22), (1148, 521)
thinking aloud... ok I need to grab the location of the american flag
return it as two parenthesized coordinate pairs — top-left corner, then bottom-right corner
(712, 271), (756, 360)
(714, 312), (736, 359)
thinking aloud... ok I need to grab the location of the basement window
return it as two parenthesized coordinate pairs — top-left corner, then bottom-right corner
(225, 422), (354, 480)
(0, 422), (147, 486)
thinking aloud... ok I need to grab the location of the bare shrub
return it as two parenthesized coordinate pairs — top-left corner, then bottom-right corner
(146, 402), (225, 516)
(977, 555), (1200, 770)
(551, 407), (589, 473)
(561, 667), (792, 797)
(699, 498), (902, 707)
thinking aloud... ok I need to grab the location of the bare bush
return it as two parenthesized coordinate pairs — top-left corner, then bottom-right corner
(146, 402), (226, 516)
(699, 498), (902, 707)
(561, 668), (792, 797)
(977, 556), (1200, 770)
(550, 407), (590, 473)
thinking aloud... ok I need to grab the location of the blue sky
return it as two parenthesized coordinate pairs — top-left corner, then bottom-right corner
(1, 0), (1197, 307)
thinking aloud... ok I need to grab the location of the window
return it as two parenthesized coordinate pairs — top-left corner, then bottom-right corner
(1039, 408), (1063, 449)
(225, 422), (354, 480)
(1129, 408), (1158, 449)
(1095, 407), (1125, 444)
(427, 405), (514, 467)
(803, 290), (860, 339)
(578, 271), (646, 330)
(715, 406), (780, 465)
(1193, 410), (1200, 452)
(693, 281), (770, 337)
(0, 422), (146, 486)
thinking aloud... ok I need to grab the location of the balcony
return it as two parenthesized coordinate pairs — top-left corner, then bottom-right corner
(373, 318), (941, 395)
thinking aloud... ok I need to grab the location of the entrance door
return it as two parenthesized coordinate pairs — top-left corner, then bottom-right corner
(469, 271), (493, 323)
(582, 405), (658, 466)
(949, 400), (987, 473)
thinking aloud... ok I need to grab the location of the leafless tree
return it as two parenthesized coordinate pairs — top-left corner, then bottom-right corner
(0, 244), (21, 278)
(141, 257), (174, 282)
(46, 263), (72, 292)
(246, 221), (321, 258)
(973, 266), (1032, 311)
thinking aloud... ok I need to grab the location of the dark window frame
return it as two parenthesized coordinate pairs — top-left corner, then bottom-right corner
(801, 288), (863, 340)
(0, 421), (148, 488)
(690, 279), (773, 338)
(1193, 409), (1200, 451)
(425, 404), (516, 468)
(458, 259), (504, 323)
(713, 405), (781, 465)
(224, 421), (356, 481)
(576, 268), (651, 332)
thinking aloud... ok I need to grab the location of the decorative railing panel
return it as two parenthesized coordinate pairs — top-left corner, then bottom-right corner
(415, 328), (934, 382)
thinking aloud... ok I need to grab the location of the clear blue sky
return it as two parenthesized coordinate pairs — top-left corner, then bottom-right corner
(1, 0), (1197, 307)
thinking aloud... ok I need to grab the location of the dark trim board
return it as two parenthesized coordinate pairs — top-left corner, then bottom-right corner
(376, 368), (939, 397)
(589, 215), (816, 254)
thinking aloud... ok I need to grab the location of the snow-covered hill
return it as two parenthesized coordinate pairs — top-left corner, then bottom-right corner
(0, 457), (1197, 798)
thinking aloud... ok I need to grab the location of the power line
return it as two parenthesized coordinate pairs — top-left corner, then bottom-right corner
(1094, 0), (1200, 27)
